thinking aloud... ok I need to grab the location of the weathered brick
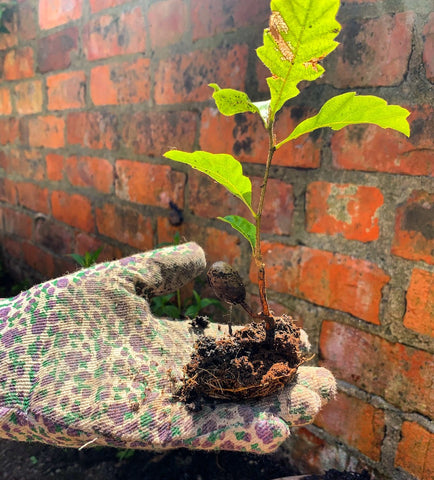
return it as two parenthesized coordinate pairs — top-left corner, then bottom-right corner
(403, 268), (433, 337)
(23, 242), (55, 278)
(47, 71), (86, 111)
(17, 3), (37, 42)
(331, 106), (434, 176)
(96, 203), (153, 250)
(89, 0), (131, 13)
(325, 12), (415, 87)
(156, 217), (187, 247)
(83, 7), (146, 61)
(2, 207), (33, 238)
(155, 44), (249, 104)
(149, 0), (188, 48)
(191, 0), (268, 41)
(122, 110), (197, 156)
(52, 191), (94, 233)
(67, 111), (119, 150)
(250, 243), (390, 324)
(115, 160), (185, 208)
(199, 106), (321, 168)
(2, 149), (45, 181)
(320, 321), (433, 417)
(90, 58), (151, 106)
(46, 153), (64, 182)
(0, 87), (12, 115)
(423, 13), (434, 83)
(0, 118), (19, 145)
(38, 27), (79, 73)
(16, 182), (49, 213)
(392, 190), (433, 265)
(0, 177), (17, 204)
(306, 182), (384, 242)
(22, 116), (65, 149)
(3, 46), (34, 80)
(39, 0), (83, 30)
(13, 80), (43, 114)
(65, 155), (114, 193)
(75, 232), (122, 262)
(189, 172), (294, 235)
(315, 391), (385, 461)
(34, 217), (73, 255)
(395, 421), (434, 480)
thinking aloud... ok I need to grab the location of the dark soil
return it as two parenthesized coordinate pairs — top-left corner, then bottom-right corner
(304, 469), (371, 479)
(181, 315), (304, 403)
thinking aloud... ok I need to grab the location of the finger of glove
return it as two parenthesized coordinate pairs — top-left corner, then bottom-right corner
(259, 366), (336, 426)
(104, 242), (206, 297)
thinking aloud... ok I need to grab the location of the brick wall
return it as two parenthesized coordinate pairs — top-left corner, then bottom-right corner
(0, 0), (433, 478)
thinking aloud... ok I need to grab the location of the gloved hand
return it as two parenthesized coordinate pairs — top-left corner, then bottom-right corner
(0, 242), (335, 453)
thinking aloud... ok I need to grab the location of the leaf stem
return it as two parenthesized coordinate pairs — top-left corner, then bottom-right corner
(254, 120), (276, 323)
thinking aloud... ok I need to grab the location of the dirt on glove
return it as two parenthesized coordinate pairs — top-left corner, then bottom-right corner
(179, 314), (305, 404)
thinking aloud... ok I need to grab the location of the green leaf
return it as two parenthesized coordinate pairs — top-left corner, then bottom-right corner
(278, 92), (411, 147)
(164, 150), (254, 212)
(209, 84), (260, 116)
(253, 99), (272, 126)
(257, 0), (341, 117)
(218, 215), (256, 251)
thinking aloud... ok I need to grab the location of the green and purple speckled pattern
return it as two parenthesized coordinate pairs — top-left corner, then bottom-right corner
(0, 242), (335, 453)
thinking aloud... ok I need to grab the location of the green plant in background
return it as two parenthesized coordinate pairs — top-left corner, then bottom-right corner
(164, 0), (410, 335)
(69, 246), (103, 268)
(0, 259), (30, 297)
(0, 2), (15, 34)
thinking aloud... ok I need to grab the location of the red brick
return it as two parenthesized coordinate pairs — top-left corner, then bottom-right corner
(2, 207), (33, 238)
(13, 80), (43, 114)
(75, 232), (122, 262)
(395, 421), (434, 480)
(326, 12), (415, 87)
(1, 235), (23, 262)
(89, 0), (131, 13)
(23, 242), (55, 278)
(65, 155), (114, 193)
(22, 116), (65, 149)
(189, 172), (294, 235)
(34, 217), (74, 255)
(320, 321), (433, 417)
(403, 268), (433, 337)
(39, 0), (83, 30)
(156, 217), (187, 247)
(0, 88), (12, 115)
(306, 182), (384, 242)
(96, 203), (153, 250)
(423, 14), (434, 83)
(52, 191), (94, 233)
(47, 71), (86, 111)
(392, 190), (433, 265)
(331, 106), (434, 176)
(2, 149), (45, 181)
(0, 118), (19, 145)
(155, 44), (249, 104)
(16, 182), (49, 213)
(115, 160), (185, 208)
(0, 177), (17, 204)
(199, 106), (321, 168)
(46, 154), (65, 182)
(67, 111), (119, 150)
(38, 27), (79, 73)
(191, 0), (268, 41)
(315, 391), (385, 461)
(148, 0), (188, 48)
(250, 243), (390, 324)
(122, 110), (197, 156)
(17, 3), (37, 42)
(83, 7), (146, 61)
(3, 47), (34, 80)
(90, 58), (151, 106)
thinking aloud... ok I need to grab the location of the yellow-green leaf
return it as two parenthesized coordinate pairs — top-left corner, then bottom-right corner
(218, 215), (256, 251)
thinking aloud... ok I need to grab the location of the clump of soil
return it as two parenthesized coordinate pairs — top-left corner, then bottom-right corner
(180, 314), (304, 403)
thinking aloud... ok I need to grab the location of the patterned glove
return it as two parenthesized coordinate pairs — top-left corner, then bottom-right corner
(0, 242), (335, 453)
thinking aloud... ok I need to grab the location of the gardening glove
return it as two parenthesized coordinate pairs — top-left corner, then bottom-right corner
(0, 242), (336, 453)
